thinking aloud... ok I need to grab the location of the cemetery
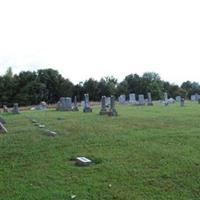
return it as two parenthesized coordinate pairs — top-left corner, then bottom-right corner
(0, 96), (200, 199)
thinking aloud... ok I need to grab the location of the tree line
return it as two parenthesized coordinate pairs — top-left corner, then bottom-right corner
(0, 67), (200, 106)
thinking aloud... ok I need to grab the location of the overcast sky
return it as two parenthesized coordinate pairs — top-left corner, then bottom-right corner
(0, 0), (200, 85)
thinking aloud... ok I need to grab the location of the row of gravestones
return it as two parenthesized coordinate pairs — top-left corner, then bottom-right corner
(56, 94), (93, 112)
(119, 93), (153, 106)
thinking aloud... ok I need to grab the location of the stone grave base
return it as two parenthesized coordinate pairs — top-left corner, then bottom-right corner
(83, 107), (92, 112)
(99, 110), (108, 115)
(107, 110), (118, 116)
(72, 107), (79, 111)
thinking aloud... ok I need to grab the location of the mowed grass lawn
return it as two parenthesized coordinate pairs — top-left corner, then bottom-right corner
(0, 102), (200, 200)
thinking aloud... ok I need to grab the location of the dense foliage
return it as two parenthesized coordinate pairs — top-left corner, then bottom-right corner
(0, 67), (199, 106)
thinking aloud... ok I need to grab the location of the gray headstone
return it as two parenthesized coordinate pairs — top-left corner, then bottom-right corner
(129, 93), (137, 104)
(176, 96), (181, 102)
(3, 105), (9, 112)
(118, 94), (126, 104)
(12, 103), (20, 114)
(57, 97), (72, 111)
(100, 96), (107, 115)
(180, 97), (185, 107)
(138, 94), (145, 105)
(72, 96), (79, 111)
(105, 97), (111, 107)
(108, 96), (118, 116)
(83, 94), (92, 112)
(36, 101), (47, 110)
(147, 92), (153, 106)
(164, 92), (168, 106)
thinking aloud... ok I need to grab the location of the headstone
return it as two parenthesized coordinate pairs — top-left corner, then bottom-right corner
(100, 96), (108, 115)
(164, 92), (168, 106)
(12, 103), (20, 114)
(83, 94), (92, 112)
(147, 92), (153, 106)
(35, 101), (47, 110)
(0, 122), (7, 134)
(138, 94), (145, 105)
(118, 94), (126, 104)
(108, 96), (118, 116)
(180, 97), (185, 107)
(57, 97), (72, 111)
(105, 97), (111, 107)
(191, 95), (196, 101)
(75, 157), (92, 166)
(3, 105), (9, 112)
(195, 93), (199, 101)
(175, 96), (181, 102)
(72, 96), (79, 111)
(129, 93), (137, 104)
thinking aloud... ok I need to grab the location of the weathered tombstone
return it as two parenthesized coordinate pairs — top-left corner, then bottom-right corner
(138, 94), (145, 105)
(57, 97), (72, 111)
(3, 105), (9, 112)
(35, 101), (47, 110)
(0, 122), (7, 134)
(176, 96), (181, 102)
(118, 94), (126, 104)
(191, 95), (196, 101)
(164, 92), (168, 106)
(83, 94), (92, 112)
(195, 93), (199, 101)
(99, 96), (108, 115)
(72, 96), (79, 111)
(108, 96), (117, 116)
(180, 97), (185, 107)
(12, 103), (20, 114)
(129, 93), (136, 104)
(147, 92), (153, 106)
(105, 97), (111, 107)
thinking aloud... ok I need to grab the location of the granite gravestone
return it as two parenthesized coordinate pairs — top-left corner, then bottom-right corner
(99, 96), (108, 115)
(57, 97), (72, 111)
(3, 105), (9, 112)
(12, 103), (20, 114)
(180, 97), (185, 107)
(176, 96), (181, 102)
(72, 96), (79, 111)
(108, 96), (118, 116)
(105, 97), (111, 107)
(118, 95), (126, 104)
(36, 101), (47, 110)
(147, 92), (153, 106)
(138, 94), (145, 105)
(191, 95), (196, 101)
(129, 93), (136, 104)
(164, 92), (168, 106)
(83, 94), (92, 112)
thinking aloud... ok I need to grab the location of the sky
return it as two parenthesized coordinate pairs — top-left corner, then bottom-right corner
(0, 0), (200, 85)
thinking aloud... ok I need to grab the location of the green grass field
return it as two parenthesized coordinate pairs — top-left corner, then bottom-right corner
(1, 102), (200, 200)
